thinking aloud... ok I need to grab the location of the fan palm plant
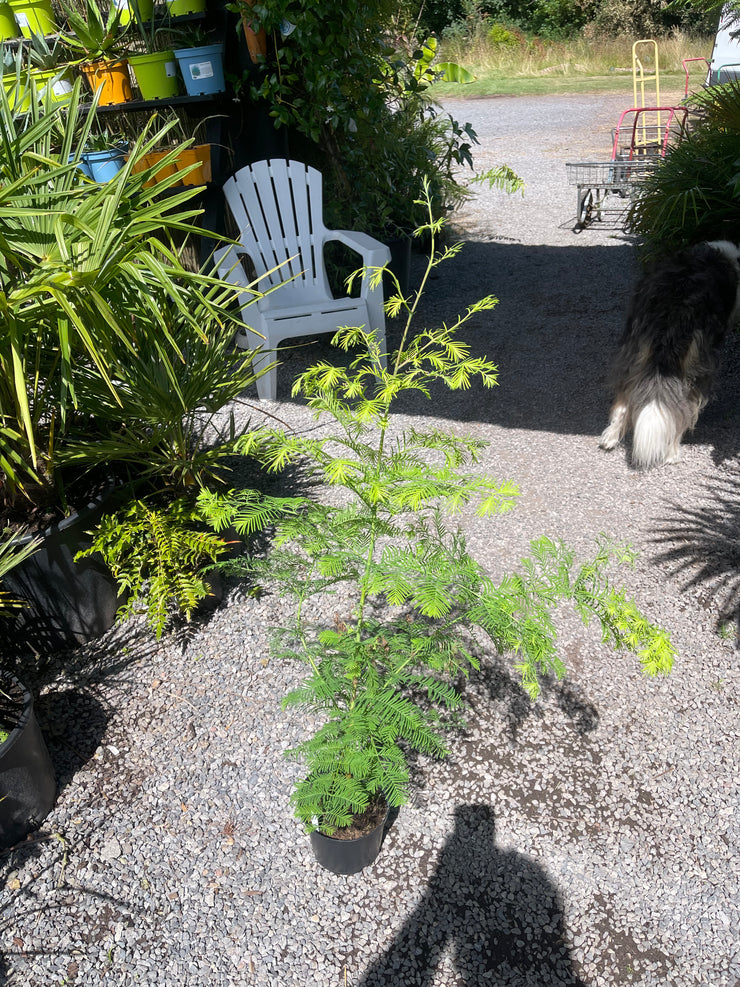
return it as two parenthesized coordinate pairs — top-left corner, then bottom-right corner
(0, 77), (261, 515)
(627, 80), (740, 256)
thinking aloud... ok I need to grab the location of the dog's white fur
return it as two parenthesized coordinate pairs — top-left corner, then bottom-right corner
(599, 239), (740, 469)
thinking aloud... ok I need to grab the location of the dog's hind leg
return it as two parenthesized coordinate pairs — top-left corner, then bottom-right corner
(599, 399), (629, 451)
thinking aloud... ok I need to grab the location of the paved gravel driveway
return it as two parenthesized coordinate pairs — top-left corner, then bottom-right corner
(2, 93), (739, 987)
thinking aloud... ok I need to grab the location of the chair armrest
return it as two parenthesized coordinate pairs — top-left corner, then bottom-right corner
(214, 244), (251, 288)
(327, 229), (392, 270)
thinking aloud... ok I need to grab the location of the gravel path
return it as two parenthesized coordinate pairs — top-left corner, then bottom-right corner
(2, 93), (739, 987)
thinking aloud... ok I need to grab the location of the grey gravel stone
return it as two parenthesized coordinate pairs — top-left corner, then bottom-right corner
(2, 92), (739, 987)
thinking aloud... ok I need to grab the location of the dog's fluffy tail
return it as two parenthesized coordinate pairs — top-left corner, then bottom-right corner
(631, 374), (695, 469)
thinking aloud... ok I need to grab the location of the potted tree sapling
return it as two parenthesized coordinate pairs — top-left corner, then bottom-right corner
(203, 184), (676, 875)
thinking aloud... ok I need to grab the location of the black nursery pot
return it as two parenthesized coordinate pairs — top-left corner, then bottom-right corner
(4, 493), (121, 652)
(384, 235), (413, 297)
(0, 674), (56, 848)
(309, 806), (390, 876)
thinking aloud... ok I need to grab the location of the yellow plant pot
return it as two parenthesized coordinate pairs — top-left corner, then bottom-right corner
(79, 59), (132, 106)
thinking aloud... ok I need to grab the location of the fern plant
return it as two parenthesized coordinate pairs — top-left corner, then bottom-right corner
(77, 498), (231, 639)
(204, 182), (676, 837)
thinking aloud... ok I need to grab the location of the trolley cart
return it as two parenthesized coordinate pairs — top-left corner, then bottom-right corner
(566, 105), (689, 231)
(566, 158), (658, 230)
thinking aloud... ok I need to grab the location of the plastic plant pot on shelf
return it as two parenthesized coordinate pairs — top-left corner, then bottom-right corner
(7, 0), (56, 38)
(129, 148), (176, 186)
(129, 143), (211, 187)
(173, 43), (225, 96)
(166, 0), (205, 15)
(2, 75), (31, 111)
(81, 145), (128, 182)
(128, 50), (180, 99)
(79, 58), (133, 106)
(0, 2), (19, 39)
(31, 66), (75, 103)
(116, 0), (154, 26)
(69, 151), (93, 178)
(174, 143), (211, 185)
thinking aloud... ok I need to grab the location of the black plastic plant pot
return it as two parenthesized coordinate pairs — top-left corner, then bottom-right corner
(3, 493), (121, 652)
(0, 674), (56, 849)
(309, 805), (390, 876)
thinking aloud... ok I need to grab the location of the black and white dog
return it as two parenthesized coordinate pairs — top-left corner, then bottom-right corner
(599, 240), (740, 469)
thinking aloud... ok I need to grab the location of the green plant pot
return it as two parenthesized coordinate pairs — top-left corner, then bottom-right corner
(117, 0), (154, 25)
(7, 0), (56, 38)
(0, 674), (56, 849)
(2, 75), (31, 112)
(129, 50), (180, 100)
(0, 1), (19, 39)
(166, 0), (205, 14)
(31, 65), (75, 103)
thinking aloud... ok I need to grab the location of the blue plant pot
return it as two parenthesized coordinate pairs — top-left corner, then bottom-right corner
(82, 146), (127, 183)
(173, 43), (225, 96)
(69, 152), (93, 179)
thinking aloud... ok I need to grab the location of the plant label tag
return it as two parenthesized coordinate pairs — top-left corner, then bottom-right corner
(53, 80), (73, 96)
(190, 61), (213, 80)
(165, 61), (176, 77)
(15, 12), (28, 26)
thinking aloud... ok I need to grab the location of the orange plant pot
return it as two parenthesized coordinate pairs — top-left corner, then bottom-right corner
(79, 59), (132, 106)
(130, 144), (211, 188)
(175, 144), (211, 186)
(241, 0), (266, 63)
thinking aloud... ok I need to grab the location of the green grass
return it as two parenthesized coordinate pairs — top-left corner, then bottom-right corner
(431, 29), (713, 101)
(431, 71), (692, 99)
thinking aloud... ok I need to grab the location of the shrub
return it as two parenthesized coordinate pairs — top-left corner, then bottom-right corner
(487, 21), (524, 46)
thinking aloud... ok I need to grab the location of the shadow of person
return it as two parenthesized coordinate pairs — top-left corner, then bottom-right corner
(360, 804), (586, 987)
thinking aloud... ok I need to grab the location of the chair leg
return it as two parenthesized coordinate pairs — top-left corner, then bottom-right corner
(253, 350), (279, 401)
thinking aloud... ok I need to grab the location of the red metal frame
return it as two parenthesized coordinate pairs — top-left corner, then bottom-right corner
(610, 106), (690, 161)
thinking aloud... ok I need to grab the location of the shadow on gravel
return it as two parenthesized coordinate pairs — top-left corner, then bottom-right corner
(359, 803), (586, 987)
(35, 688), (109, 796)
(651, 464), (740, 636)
(253, 239), (740, 465)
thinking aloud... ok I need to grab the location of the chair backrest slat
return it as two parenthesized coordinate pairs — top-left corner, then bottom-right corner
(223, 159), (330, 299)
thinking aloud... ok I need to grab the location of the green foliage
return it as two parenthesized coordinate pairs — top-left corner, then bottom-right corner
(0, 530), (40, 620)
(627, 81), (740, 256)
(78, 498), (231, 638)
(214, 189), (675, 835)
(241, 0), (479, 236)
(425, 0), (713, 39)
(487, 22), (524, 46)
(59, 0), (128, 60)
(0, 81), (258, 512)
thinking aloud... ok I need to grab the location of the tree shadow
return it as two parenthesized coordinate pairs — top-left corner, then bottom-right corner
(651, 463), (740, 636)
(233, 239), (740, 467)
(360, 803), (586, 986)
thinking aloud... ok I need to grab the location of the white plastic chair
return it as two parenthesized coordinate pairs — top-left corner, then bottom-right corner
(214, 158), (392, 401)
